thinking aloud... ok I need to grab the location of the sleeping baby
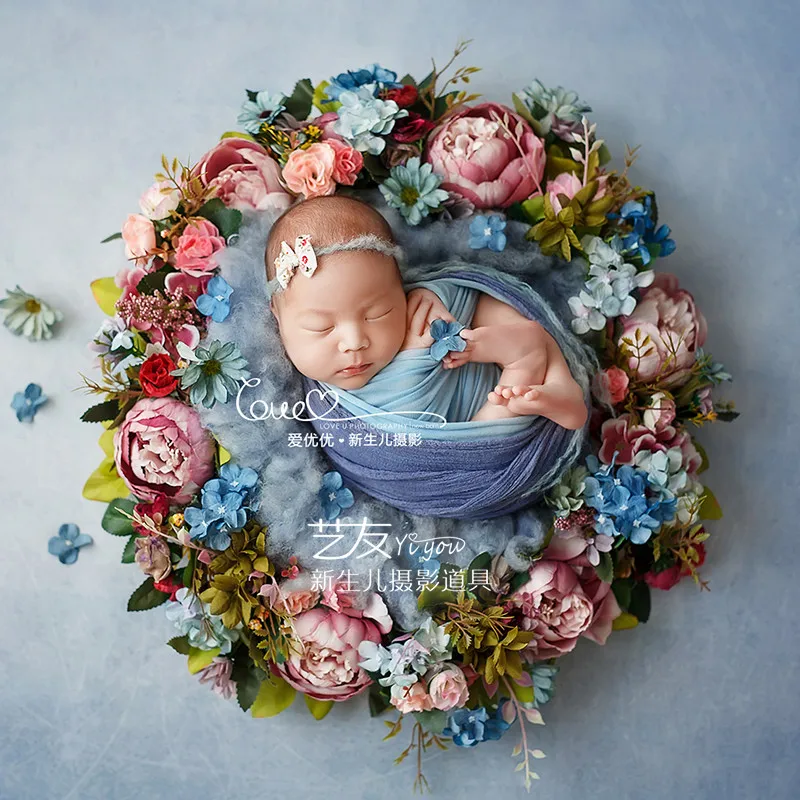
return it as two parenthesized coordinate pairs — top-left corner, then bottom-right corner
(264, 194), (587, 432)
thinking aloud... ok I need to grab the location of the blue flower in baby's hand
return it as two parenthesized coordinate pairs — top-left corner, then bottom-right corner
(48, 523), (93, 565)
(319, 471), (354, 521)
(196, 276), (233, 322)
(11, 382), (48, 422)
(429, 318), (466, 363)
(469, 214), (507, 252)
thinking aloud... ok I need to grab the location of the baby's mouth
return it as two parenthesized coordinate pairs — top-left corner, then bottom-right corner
(337, 362), (372, 376)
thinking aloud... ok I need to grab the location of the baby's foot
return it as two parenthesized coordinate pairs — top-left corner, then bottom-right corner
(488, 384), (550, 417)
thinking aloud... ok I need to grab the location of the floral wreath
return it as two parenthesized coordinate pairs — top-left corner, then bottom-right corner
(66, 41), (738, 794)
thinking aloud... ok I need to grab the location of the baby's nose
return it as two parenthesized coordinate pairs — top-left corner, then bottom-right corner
(338, 325), (369, 352)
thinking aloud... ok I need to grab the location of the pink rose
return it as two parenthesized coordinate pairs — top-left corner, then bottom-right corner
(617, 273), (708, 387)
(164, 272), (211, 301)
(327, 138), (363, 185)
(272, 607), (385, 701)
(598, 413), (702, 475)
(643, 391), (677, 432)
(281, 142), (338, 199)
(591, 366), (630, 407)
(546, 171), (608, 215)
(113, 397), (215, 503)
(510, 543), (621, 660)
(424, 102), (546, 209)
(391, 680), (435, 714)
(173, 218), (226, 276)
(428, 665), (469, 711)
(121, 213), (156, 265)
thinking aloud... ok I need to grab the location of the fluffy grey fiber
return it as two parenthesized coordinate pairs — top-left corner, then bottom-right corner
(198, 189), (593, 631)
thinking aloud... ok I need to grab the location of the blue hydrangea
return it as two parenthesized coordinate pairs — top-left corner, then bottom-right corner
(48, 523), (93, 565)
(380, 156), (449, 225)
(469, 214), (507, 251)
(11, 382), (48, 422)
(237, 90), (286, 135)
(583, 455), (675, 545)
(324, 63), (402, 102)
(332, 86), (408, 155)
(442, 701), (513, 747)
(319, 471), (354, 521)
(607, 196), (676, 264)
(196, 276), (233, 323)
(429, 318), (467, 362)
(164, 587), (240, 653)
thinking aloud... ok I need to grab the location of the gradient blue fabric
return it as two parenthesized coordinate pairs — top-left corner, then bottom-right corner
(303, 262), (594, 519)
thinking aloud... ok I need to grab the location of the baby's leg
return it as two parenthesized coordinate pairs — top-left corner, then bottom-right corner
(444, 294), (550, 422)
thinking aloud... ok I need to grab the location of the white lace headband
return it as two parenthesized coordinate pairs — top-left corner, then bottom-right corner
(266, 233), (405, 298)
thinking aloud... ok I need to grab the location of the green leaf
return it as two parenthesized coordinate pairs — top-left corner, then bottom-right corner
(612, 611), (639, 631)
(519, 195), (546, 224)
(628, 581), (651, 624)
(399, 73), (417, 87)
(417, 584), (457, 612)
(187, 646), (221, 674)
(699, 487), (723, 520)
(694, 439), (709, 474)
(232, 655), (263, 712)
(121, 534), (139, 564)
(413, 709), (447, 734)
(612, 577), (634, 611)
(368, 683), (390, 717)
(467, 551), (492, 575)
(509, 679), (534, 705)
(100, 232), (122, 244)
(304, 695), (334, 720)
(90, 277), (122, 316)
(311, 80), (340, 113)
(134, 269), (168, 296)
(597, 142), (612, 166)
(250, 674), (296, 718)
(102, 498), (136, 536)
(127, 576), (169, 612)
(511, 92), (537, 127)
(594, 551), (614, 584)
(167, 635), (191, 655)
(417, 70), (435, 93)
(282, 78), (314, 121)
(195, 197), (242, 239)
(246, 89), (259, 103)
(82, 458), (130, 503)
(81, 400), (121, 424)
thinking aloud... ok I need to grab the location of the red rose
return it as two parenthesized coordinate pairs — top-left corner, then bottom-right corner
(392, 112), (436, 143)
(154, 574), (183, 600)
(644, 542), (707, 591)
(139, 353), (179, 397)
(133, 494), (170, 536)
(385, 85), (418, 108)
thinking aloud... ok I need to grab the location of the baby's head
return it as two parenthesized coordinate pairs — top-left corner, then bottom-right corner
(265, 195), (407, 389)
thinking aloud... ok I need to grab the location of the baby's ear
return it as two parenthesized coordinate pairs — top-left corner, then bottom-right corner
(269, 296), (280, 326)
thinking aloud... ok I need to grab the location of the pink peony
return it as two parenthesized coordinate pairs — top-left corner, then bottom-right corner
(121, 213), (156, 265)
(617, 273), (708, 387)
(546, 171), (608, 215)
(509, 538), (621, 661)
(281, 142), (338, 199)
(391, 680), (435, 714)
(113, 397), (215, 503)
(272, 606), (386, 701)
(428, 665), (469, 711)
(164, 272), (210, 301)
(212, 151), (292, 212)
(173, 218), (226, 275)
(424, 102), (546, 209)
(591, 365), (630, 407)
(321, 581), (393, 632)
(598, 413), (703, 475)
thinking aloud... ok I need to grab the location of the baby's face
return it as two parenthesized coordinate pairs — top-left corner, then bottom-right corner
(271, 249), (408, 389)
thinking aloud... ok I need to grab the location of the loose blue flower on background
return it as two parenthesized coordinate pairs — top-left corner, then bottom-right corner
(11, 382), (48, 422)
(48, 523), (93, 565)
(469, 214), (507, 251)
(319, 471), (354, 521)
(429, 318), (467, 362)
(196, 276), (233, 323)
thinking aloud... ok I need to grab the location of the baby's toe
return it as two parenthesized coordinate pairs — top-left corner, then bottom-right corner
(488, 390), (507, 406)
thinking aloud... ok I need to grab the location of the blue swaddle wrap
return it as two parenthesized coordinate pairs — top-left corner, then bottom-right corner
(317, 275), (534, 440)
(302, 260), (592, 520)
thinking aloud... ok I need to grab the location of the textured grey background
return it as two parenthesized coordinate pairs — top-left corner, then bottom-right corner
(0, 1), (797, 798)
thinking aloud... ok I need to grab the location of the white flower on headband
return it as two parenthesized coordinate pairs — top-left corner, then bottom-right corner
(274, 234), (318, 289)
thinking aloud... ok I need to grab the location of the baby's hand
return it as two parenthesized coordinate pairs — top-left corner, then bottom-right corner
(400, 288), (456, 351)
